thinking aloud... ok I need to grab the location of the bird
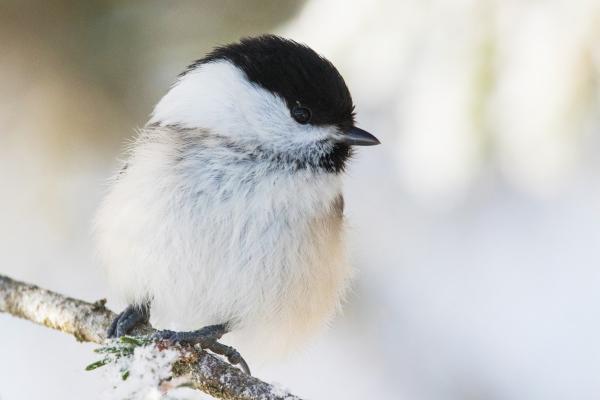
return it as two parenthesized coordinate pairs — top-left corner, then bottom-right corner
(94, 34), (379, 373)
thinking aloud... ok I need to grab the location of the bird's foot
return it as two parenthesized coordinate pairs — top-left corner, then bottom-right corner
(152, 324), (251, 375)
(108, 303), (150, 338)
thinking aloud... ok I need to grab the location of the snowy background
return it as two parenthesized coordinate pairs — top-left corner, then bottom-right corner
(1, 0), (600, 399)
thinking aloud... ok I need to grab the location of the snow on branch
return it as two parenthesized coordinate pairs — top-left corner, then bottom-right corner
(0, 274), (303, 400)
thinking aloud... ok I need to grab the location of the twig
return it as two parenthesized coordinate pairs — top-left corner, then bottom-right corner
(0, 274), (302, 400)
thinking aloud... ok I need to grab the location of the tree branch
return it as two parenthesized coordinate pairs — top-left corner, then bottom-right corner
(0, 274), (302, 400)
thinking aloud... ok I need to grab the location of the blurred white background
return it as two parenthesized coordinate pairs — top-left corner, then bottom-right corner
(1, 0), (599, 399)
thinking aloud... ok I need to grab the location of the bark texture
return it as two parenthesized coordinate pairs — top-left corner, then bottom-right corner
(0, 274), (302, 400)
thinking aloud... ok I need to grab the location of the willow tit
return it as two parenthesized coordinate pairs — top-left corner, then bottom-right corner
(95, 35), (379, 372)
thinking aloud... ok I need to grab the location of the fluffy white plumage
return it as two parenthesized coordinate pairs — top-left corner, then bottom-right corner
(94, 60), (352, 359)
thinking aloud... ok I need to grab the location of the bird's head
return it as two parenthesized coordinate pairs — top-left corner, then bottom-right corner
(150, 35), (379, 173)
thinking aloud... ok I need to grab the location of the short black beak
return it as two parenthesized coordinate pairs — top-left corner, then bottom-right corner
(341, 127), (380, 146)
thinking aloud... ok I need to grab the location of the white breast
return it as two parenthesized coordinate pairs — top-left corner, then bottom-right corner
(94, 127), (352, 358)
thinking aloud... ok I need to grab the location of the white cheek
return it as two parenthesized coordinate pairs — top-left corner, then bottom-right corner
(149, 60), (335, 149)
(249, 95), (334, 149)
(150, 61), (245, 130)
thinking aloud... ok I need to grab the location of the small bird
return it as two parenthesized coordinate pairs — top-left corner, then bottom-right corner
(94, 35), (379, 373)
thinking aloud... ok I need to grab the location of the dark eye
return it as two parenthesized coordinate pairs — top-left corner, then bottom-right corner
(291, 104), (312, 124)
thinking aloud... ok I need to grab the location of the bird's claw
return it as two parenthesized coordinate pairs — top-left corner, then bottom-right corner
(208, 342), (251, 376)
(151, 325), (251, 375)
(108, 304), (150, 338)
